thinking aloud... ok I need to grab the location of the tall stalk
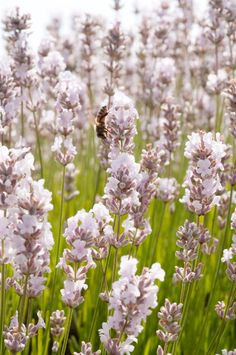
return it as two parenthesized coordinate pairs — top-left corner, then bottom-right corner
(18, 275), (29, 330)
(206, 283), (235, 354)
(196, 186), (233, 354)
(172, 216), (201, 355)
(43, 165), (66, 355)
(150, 202), (167, 265)
(88, 248), (111, 342)
(112, 215), (121, 283)
(60, 308), (73, 355)
(0, 239), (6, 354)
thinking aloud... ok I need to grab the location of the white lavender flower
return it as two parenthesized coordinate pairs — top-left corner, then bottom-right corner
(74, 341), (101, 355)
(104, 153), (140, 217)
(181, 131), (227, 215)
(157, 178), (179, 203)
(156, 298), (183, 343)
(206, 70), (228, 95)
(51, 71), (81, 165)
(3, 311), (45, 353)
(58, 209), (99, 308)
(7, 178), (53, 297)
(99, 255), (165, 354)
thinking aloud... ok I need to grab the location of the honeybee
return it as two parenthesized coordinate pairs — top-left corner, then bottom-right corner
(95, 105), (108, 139)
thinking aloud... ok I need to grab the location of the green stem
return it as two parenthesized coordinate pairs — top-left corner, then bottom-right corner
(92, 166), (101, 205)
(43, 165), (66, 355)
(207, 283), (235, 354)
(163, 342), (168, 355)
(172, 281), (192, 355)
(33, 110), (44, 179)
(53, 164), (66, 285)
(112, 205), (121, 284)
(211, 206), (217, 236)
(0, 240), (6, 355)
(88, 248), (111, 342)
(112, 247), (118, 284)
(18, 275), (29, 330)
(60, 307), (73, 355)
(150, 202), (166, 265)
(196, 187), (233, 354)
(128, 229), (138, 258)
(23, 298), (33, 355)
(173, 217), (202, 354)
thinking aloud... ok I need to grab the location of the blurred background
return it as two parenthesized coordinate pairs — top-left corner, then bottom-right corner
(0, 0), (208, 52)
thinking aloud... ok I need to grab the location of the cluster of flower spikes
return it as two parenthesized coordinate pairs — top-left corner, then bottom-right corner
(58, 202), (113, 308)
(0, 145), (53, 352)
(173, 220), (218, 285)
(154, 98), (181, 205)
(99, 255), (165, 355)
(3, 7), (34, 89)
(181, 131), (227, 216)
(103, 92), (164, 248)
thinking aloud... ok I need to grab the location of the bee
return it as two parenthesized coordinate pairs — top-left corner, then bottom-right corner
(95, 105), (108, 140)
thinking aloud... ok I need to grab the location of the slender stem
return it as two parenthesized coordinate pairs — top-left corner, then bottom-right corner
(43, 165), (66, 355)
(163, 342), (168, 355)
(54, 164), (66, 284)
(112, 204), (121, 283)
(172, 281), (192, 355)
(211, 206), (217, 236)
(196, 187), (233, 354)
(145, 197), (158, 265)
(0, 239), (6, 354)
(212, 187), (233, 289)
(88, 248), (111, 342)
(213, 284), (235, 353)
(112, 247), (118, 284)
(23, 298), (33, 355)
(173, 216), (202, 354)
(92, 165), (101, 205)
(128, 229), (138, 258)
(206, 283), (235, 354)
(117, 316), (128, 344)
(179, 263), (187, 304)
(34, 111), (43, 178)
(18, 275), (29, 330)
(32, 109), (44, 179)
(60, 307), (73, 355)
(150, 202), (166, 265)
